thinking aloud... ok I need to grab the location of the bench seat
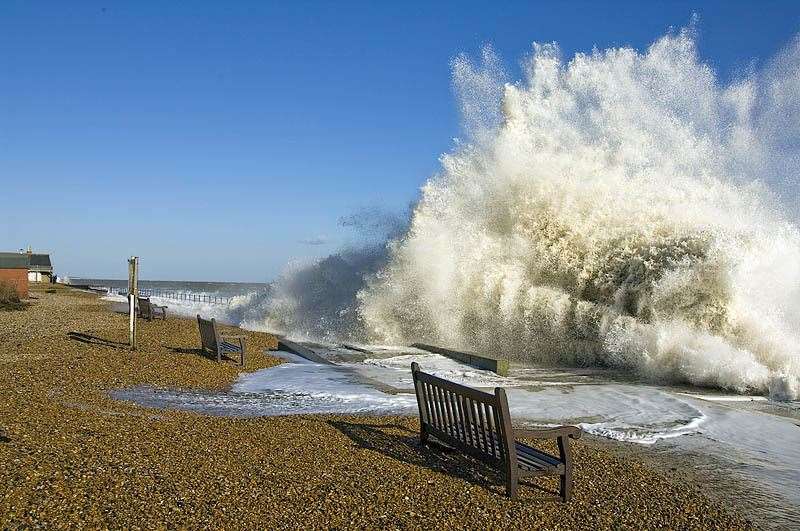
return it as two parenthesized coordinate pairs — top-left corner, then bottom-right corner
(449, 421), (563, 474)
(220, 341), (243, 353)
(516, 442), (564, 475)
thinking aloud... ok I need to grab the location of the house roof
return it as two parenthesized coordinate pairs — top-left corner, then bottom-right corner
(0, 251), (53, 271)
(29, 253), (52, 268)
(0, 252), (30, 269)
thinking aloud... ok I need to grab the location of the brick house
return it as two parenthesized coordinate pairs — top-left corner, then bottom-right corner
(0, 252), (30, 298)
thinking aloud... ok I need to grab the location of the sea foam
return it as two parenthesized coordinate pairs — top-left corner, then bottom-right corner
(353, 29), (800, 400)
(205, 28), (800, 400)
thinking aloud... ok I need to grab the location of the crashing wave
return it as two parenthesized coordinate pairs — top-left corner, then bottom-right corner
(356, 29), (800, 400)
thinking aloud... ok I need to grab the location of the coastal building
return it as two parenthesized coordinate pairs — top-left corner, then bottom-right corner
(26, 249), (53, 283)
(0, 248), (54, 297)
(0, 252), (30, 298)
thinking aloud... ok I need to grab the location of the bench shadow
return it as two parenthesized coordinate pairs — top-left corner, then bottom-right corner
(328, 420), (564, 500)
(328, 420), (503, 493)
(67, 331), (129, 350)
(166, 346), (241, 364)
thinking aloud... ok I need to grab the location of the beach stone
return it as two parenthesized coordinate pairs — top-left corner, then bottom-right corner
(0, 285), (754, 529)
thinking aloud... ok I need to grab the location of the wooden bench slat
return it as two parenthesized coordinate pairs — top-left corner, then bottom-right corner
(454, 394), (468, 448)
(449, 390), (460, 440)
(475, 400), (487, 454)
(464, 397), (476, 448)
(446, 389), (457, 440)
(438, 387), (450, 437)
(516, 446), (561, 471)
(516, 443), (562, 468)
(427, 382), (439, 430)
(414, 370), (498, 403)
(477, 401), (490, 455)
(422, 381), (434, 427)
(489, 406), (501, 458)
(458, 396), (469, 446)
(436, 386), (447, 434)
(429, 382), (439, 430)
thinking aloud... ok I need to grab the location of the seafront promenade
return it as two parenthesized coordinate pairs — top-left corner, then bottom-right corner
(0, 285), (753, 529)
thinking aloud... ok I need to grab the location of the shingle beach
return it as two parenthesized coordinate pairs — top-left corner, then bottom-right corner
(0, 285), (753, 529)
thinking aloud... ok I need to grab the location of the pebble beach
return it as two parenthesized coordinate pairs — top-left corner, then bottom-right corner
(0, 285), (754, 529)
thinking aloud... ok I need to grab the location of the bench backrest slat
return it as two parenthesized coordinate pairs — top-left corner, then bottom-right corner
(411, 362), (513, 465)
(197, 315), (218, 352)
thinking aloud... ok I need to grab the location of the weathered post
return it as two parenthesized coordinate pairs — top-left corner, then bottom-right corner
(128, 256), (139, 350)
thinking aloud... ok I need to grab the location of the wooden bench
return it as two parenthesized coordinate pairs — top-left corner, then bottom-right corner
(196, 315), (246, 366)
(411, 362), (581, 500)
(138, 297), (167, 321)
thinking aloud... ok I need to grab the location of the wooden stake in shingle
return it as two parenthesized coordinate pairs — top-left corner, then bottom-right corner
(128, 256), (139, 350)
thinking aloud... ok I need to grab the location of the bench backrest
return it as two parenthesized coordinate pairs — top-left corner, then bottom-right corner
(197, 315), (219, 352)
(138, 297), (152, 318)
(411, 362), (515, 467)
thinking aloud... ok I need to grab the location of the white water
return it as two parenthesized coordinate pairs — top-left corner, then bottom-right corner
(353, 30), (800, 400)
(102, 292), (267, 327)
(112, 346), (800, 526)
(113, 348), (708, 444)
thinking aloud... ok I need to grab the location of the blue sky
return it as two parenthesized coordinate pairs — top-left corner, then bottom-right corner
(2, 1), (799, 282)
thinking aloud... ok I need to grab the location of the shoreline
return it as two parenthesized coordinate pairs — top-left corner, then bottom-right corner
(0, 285), (756, 528)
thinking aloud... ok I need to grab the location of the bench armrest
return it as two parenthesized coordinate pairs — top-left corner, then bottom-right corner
(220, 334), (247, 340)
(514, 426), (582, 440)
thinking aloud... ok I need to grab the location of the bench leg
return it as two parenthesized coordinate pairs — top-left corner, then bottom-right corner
(419, 426), (428, 445)
(505, 474), (517, 499)
(560, 469), (572, 502)
(557, 434), (573, 502)
(505, 459), (518, 499)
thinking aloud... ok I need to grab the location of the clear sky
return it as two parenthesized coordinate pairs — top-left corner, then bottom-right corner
(2, 1), (799, 282)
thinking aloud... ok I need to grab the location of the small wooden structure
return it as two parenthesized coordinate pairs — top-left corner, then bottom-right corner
(411, 362), (581, 500)
(197, 315), (246, 366)
(137, 297), (167, 321)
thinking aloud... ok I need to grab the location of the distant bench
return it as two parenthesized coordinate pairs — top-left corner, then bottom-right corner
(411, 362), (581, 500)
(197, 315), (246, 366)
(137, 297), (167, 321)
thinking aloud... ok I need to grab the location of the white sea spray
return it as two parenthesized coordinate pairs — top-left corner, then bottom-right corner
(355, 29), (800, 400)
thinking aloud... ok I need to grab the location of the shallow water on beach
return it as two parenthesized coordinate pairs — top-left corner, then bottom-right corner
(111, 343), (800, 527)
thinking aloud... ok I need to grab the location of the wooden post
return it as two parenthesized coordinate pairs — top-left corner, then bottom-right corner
(128, 256), (139, 350)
